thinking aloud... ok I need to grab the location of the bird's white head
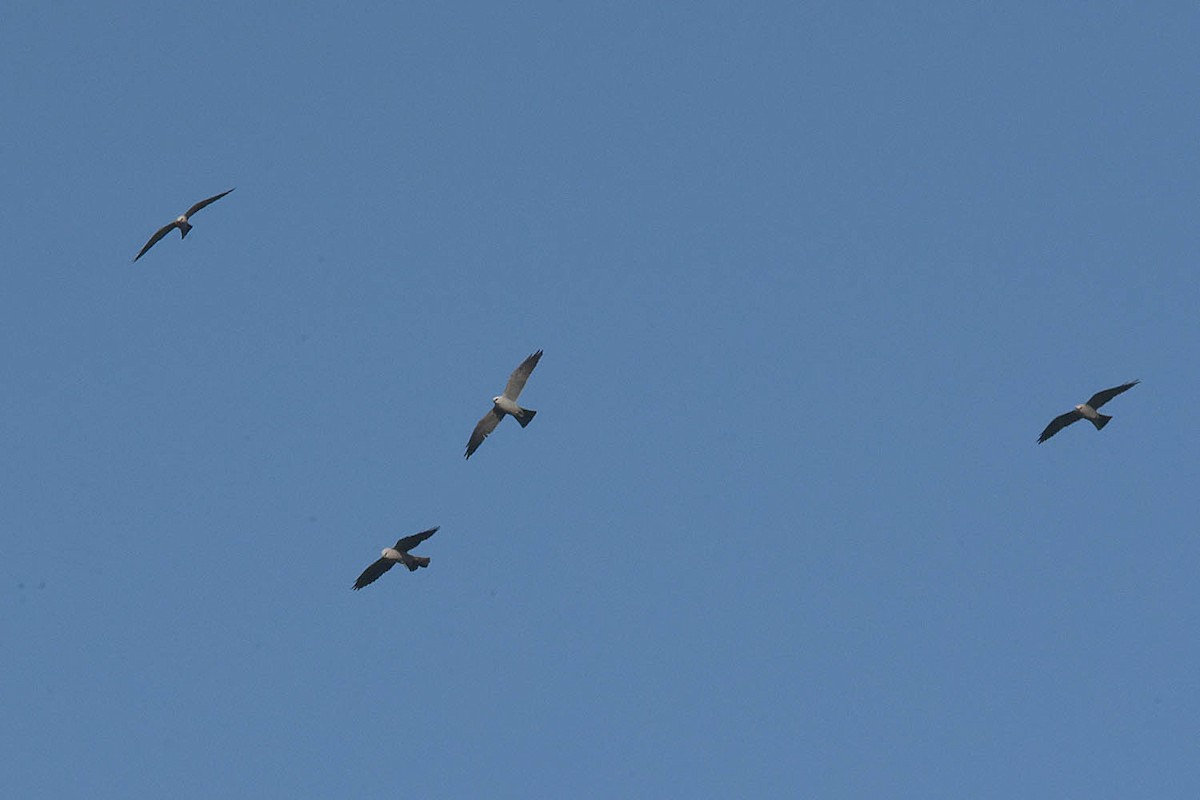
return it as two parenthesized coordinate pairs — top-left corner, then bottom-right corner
(176, 215), (188, 224)
(382, 547), (402, 560)
(492, 395), (503, 405)
(1074, 404), (1086, 412)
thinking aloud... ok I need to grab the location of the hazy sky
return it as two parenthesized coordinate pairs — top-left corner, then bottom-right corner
(3, 3), (1199, 797)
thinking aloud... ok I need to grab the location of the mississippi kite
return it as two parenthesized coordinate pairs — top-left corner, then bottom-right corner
(465, 349), (543, 459)
(133, 188), (235, 262)
(1037, 380), (1140, 444)
(352, 527), (440, 590)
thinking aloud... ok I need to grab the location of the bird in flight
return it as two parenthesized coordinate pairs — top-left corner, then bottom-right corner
(465, 350), (543, 459)
(133, 188), (235, 262)
(352, 527), (440, 590)
(1037, 380), (1140, 443)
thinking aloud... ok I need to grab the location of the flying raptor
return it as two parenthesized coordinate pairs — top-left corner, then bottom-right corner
(352, 527), (440, 590)
(1037, 380), (1140, 444)
(133, 188), (235, 262)
(465, 349), (543, 459)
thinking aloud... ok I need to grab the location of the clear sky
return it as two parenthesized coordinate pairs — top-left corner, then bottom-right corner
(3, 2), (1198, 797)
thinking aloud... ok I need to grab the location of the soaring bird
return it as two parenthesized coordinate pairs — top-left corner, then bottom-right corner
(352, 527), (440, 590)
(1037, 380), (1140, 444)
(465, 350), (543, 459)
(133, 188), (235, 262)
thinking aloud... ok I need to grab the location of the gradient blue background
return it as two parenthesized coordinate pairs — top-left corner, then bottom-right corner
(3, 3), (1198, 796)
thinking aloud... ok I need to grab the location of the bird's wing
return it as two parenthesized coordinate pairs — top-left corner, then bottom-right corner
(352, 557), (394, 590)
(465, 407), (504, 459)
(184, 188), (235, 218)
(503, 349), (543, 400)
(1038, 410), (1083, 443)
(1086, 380), (1139, 410)
(395, 526), (440, 552)
(133, 221), (178, 261)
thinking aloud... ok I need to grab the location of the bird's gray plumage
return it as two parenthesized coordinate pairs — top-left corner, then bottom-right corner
(133, 188), (235, 262)
(352, 526), (439, 590)
(1037, 380), (1139, 443)
(465, 349), (542, 459)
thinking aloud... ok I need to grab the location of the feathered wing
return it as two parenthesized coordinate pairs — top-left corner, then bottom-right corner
(352, 557), (394, 590)
(502, 350), (543, 400)
(1086, 380), (1139, 410)
(133, 221), (179, 261)
(1038, 410), (1083, 443)
(185, 188), (235, 218)
(394, 526), (439, 552)
(465, 407), (503, 459)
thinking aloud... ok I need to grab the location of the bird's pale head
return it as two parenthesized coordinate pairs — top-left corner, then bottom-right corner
(176, 215), (188, 223)
(382, 547), (402, 560)
(492, 395), (503, 405)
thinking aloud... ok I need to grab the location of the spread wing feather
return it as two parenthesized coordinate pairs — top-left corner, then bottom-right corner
(1038, 409), (1083, 444)
(503, 350), (543, 400)
(133, 221), (179, 261)
(395, 526), (440, 552)
(1086, 380), (1139, 410)
(465, 407), (503, 459)
(352, 557), (394, 590)
(185, 188), (235, 218)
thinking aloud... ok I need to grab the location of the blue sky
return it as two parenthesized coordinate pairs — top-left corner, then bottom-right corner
(3, 2), (1199, 796)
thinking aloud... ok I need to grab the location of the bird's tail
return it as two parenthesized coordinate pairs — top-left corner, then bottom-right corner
(1091, 414), (1113, 431)
(402, 555), (430, 572)
(179, 221), (193, 239)
(513, 407), (537, 428)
